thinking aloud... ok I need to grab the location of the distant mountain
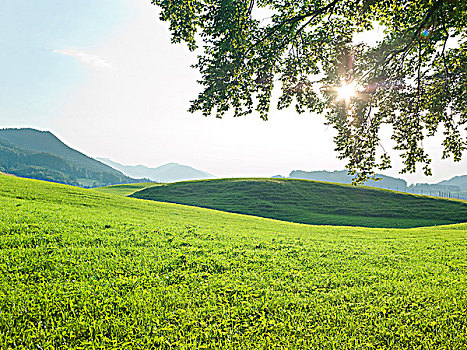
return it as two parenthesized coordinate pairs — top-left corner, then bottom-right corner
(408, 182), (462, 195)
(289, 170), (408, 190)
(407, 175), (466, 198)
(288, 169), (467, 199)
(97, 158), (215, 183)
(437, 175), (467, 192)
(0, 128), (143, 187)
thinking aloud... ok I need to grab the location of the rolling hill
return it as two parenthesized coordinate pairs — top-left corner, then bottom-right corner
(131, 178), (467, 228)
(97, 157), (215, 182)
(1, 173), (467, 348)
(0, 128), (144, 187)
(94, 182), (158, 196)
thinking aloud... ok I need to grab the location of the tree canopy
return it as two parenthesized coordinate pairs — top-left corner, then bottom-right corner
(152, 0), (466, 182)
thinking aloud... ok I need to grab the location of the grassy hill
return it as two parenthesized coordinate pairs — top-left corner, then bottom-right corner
(1, 173), (467, 348)
(0, 128), (143, 187)
(94, 182), (158, 196)
(131, 178), (467, 228)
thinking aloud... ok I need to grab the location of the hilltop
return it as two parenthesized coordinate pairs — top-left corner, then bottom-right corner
(0, 128), (145, 187)
(97, 157), (215, 183)
(94, 182), (158, 196)
(131, 178), (467, 228)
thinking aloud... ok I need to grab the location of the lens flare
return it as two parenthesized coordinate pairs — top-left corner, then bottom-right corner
(420, 28), (431, 38)
(336, 81), (357, 102)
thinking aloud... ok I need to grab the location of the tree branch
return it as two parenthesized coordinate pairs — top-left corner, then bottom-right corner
(362, 0), (444, 81)
(245, 0), (341, 55)
(248, 0), (255, 17)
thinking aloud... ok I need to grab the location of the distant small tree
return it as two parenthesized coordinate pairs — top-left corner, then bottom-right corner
(152, 0), (466, 182)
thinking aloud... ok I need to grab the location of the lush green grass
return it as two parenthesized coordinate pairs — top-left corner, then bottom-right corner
(1, 174), (467, 348)
(131, 178), (467, 228)
(94, 182), (157, 196)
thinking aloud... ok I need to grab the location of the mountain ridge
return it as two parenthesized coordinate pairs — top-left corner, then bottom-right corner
(288, 169), (466, 197)
(289, 170), (408, 190)
(97, 157), (215, 183)
(0, 128), (145, 187)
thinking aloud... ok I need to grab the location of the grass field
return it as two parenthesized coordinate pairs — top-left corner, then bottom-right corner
(131, 178), (467, 228)
(1, 174), (467, 348)
(94, 182), (157, 196)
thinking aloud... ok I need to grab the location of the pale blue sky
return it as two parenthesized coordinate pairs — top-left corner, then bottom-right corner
(0, 0), (134, 122)
(0, 1), (465, 183)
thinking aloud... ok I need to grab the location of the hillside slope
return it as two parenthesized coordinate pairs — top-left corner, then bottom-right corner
(0, 128), (142, 187)
(97, 157), (215, 182)
(131, 178), (467, 228)
(1, 173), (466, 348)
(94, 182), (158, 196)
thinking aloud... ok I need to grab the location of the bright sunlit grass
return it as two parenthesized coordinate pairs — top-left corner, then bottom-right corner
(1, 173), (467, 348)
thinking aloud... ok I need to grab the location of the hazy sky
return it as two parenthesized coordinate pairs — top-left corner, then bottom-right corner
(1, 0), (465, 183)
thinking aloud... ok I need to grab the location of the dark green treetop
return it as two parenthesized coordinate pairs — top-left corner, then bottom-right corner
(153, 0), (466, 182)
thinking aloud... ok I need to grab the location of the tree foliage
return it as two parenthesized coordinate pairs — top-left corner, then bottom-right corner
(153, 0), (466, 182)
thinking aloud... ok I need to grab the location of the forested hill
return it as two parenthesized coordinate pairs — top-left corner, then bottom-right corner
(437, 175), (467, 192)
(0, 128), (144, 187)
(0, 128), (116, 173)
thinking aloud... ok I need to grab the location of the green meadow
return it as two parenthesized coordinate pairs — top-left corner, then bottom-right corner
(94, 182), (157, 196)
(131, 178), (467, 228)
(1, 174), (466, 348)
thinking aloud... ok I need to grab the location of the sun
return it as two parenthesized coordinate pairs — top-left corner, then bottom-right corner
(336, 81), (358, 102)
